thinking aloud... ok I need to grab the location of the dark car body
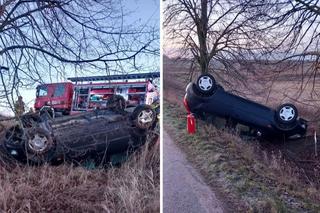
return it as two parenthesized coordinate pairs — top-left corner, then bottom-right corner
(3, 105), (157, 164)
(184, 82), (308, 138)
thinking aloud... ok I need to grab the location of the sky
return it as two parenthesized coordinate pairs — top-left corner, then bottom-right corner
(0, 0), (160, 116)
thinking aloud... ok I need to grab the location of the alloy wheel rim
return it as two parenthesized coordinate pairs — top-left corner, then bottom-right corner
(198, 76), (213, 91)
(138, 110), (154, 125)
(279, 106), (295, 121)
(28, 133), (49, 153)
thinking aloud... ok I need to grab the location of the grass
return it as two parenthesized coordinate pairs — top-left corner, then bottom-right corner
(0, 123), (159, 212)
(164, 101), (320, 212)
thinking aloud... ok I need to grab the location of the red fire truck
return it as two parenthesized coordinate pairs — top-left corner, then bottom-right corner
(34, 72), (160, 117)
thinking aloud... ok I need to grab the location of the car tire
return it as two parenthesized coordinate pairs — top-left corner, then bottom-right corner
(131, 105), (156, 130)
(4, 125), (26, 159)
(108, 95), (126, 111)
(276, 103), (298, 125)
(25, 127), (56, 164)
(196, 73), (216, 96)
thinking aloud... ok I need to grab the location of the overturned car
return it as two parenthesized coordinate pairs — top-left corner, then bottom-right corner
(184, 74), (308, 139)
(3, 100), (158, 164)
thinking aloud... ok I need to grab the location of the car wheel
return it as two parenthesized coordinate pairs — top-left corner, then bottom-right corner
(108, 95), (126, 111)
(196, 73), (216, 96)
(131, 105), (156, 130)
(276, 103), (298, 124)
(25, 127), (55, 164)
(4, 125), (26, 159)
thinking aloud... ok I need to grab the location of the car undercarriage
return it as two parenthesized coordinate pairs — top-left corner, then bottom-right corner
(2, 104), (158, 165)
(184, 73), (308, 139)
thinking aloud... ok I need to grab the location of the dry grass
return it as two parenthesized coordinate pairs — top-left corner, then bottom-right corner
(0, 138), (159, 212)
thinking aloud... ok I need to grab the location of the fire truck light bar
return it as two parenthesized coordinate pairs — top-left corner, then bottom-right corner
(67, 72), (160, 82)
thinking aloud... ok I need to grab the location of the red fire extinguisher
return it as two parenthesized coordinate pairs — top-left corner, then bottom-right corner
(187, 113), (196, 134)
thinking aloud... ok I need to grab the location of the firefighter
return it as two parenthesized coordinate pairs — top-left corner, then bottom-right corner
(147, 79), (155, 92)
(29, 107), (34, 113)
(146, 79), (159, 105)
(14, 96), (25, 117)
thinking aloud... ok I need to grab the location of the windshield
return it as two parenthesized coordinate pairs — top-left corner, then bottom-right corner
(36, 85), (48, 97)
(54, 84), (65, 97)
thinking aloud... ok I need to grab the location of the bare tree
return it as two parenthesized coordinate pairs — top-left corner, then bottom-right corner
(164, 0), (320, 106)
(238, 1), (318, 61)
(0, 0), (159, 112)
(237, 0), (320, 101)
(164, 0), (260, 76)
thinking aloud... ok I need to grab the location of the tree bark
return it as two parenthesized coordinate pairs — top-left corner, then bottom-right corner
(198, 0), (209, 74)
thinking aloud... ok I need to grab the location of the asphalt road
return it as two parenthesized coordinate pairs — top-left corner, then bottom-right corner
(163, 130), (224, 213)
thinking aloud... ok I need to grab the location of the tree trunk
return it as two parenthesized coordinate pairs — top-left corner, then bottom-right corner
(198, 0), (209, 74)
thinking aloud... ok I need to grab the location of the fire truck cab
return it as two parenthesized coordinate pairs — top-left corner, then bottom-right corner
(35, 82), (74, 115)
(34, 72), (160, 117)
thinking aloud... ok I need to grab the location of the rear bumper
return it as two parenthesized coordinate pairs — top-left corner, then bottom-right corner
(184, 83), (209, 114)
